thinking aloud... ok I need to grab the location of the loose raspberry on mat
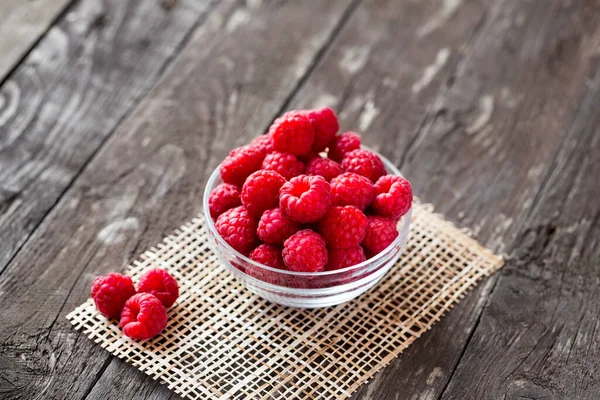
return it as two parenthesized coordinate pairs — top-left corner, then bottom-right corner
(249, 244), (286, 269)
(241, 170), (286, 217)
(305, 107), (339, 152)
(269, 112), (315, 156)
(279, 175), (332, 223)
(327, 246), (366, 271)
(138, 268), (179, 308)
(305, 157), (343, 182)
(328, 132), (361, 162)
(215, 206), (259, 254)
(341, 149), (387, 183)
(371, 175), (413, 219)
(257, 207), (299, 245)
(220, 146), (264, 187)
(319, 206), (367, 249)
(282, 230), (328, 272)
(249, 134), (275, 155)
(262, 151), (304, 180)
(120, 293), (168, 340)
(91, 273), (136, 318)
(208, 183), (241, 219)
(362, 216), (399, 255)
(330, 172), (374, 211)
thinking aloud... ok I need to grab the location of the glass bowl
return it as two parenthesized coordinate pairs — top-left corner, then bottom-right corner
(203, 148), (411, 308)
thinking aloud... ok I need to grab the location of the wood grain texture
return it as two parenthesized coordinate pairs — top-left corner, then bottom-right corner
(0, 0), (357, 398)
(0, 0), (73, 82)
(440, 64), (600, 400)
(0, 0), (212, 277)
(279, 0), (600, 398)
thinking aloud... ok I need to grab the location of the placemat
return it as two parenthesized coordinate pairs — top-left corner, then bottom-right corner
(67, 201), (504, 399)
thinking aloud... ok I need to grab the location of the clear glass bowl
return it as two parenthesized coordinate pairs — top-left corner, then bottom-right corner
(203, 148), (411, 308)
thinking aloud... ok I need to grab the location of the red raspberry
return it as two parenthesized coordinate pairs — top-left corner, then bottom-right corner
(328, 132), (361, 162)
(305, 157), (343, 182)
(305, 107), (339, 152)
(262, 151), (304, 180)
(371, 175), (413, 219)
(120, 293), (168, 340)
(248, 244), (286, 285)
(279, 175), (332, 223)
(208, 183), (241, 219)
(319, 206), (367, 249)
(341, 149), (387, 183)
(282, 230), (328, 272)
(269, 112), (315, 156)
(241, 170), (286, 217)
(327, 246), (366, 271)
(249, 244), (285, 269)
(138, 268), (179, 308)
(330, 172), (374, 211)
(220, 146), (263, 187)
(215, 206), (258, 254)
(91, 273), (136, 318)
(362, 216), (399, 255)
(257, 208), (299, 245)
(249, 134), (275, 155)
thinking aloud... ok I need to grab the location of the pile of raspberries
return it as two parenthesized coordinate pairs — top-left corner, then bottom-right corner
(91, 269), (179, 340)
(209, 107), (412, 274)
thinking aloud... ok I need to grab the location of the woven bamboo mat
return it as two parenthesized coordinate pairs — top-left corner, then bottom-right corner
(67, 201), (503, 399)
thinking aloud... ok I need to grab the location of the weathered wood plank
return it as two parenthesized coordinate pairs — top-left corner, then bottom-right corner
(0, 0), (73, 82)
(440, 65), (600, 400)
(353, 0), (600, 397)
(0, 0), (213, 277)
(278, 0), (600, 398)
(0, 0), (357, 398)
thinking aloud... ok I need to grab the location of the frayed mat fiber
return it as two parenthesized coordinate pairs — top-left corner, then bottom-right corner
(67, 201), (503, 400)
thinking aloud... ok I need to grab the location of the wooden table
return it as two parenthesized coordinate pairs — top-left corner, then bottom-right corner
(1, 0), (599, 399)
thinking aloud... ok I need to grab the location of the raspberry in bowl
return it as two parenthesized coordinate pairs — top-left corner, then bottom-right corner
(203, 108), (411, 308)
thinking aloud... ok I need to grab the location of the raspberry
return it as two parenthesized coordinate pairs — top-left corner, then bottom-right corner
(249, 244), (285, 269)
(120, 293), (168, 340)
(91, 273), (136, 318)
(279, 175), (332, 223)
(305, 157), (343, 182)
(341, 149), (387, 183)
(305, 107), (339, 152)
(330, 172), (374, 211)
(262, 151), (304, 180)
(215, 206), (258, 254)
(371, 175), (413, 219)
(257, 208), (299, 245)
(138, 268), (179, 308)
(241, 170), (286, 217)
(220, 146), (263, 187)
(248, 244), (286, 285)
(282, 230), (328, 272)
(249, 134), (275, 155)
(208, 183), (241, 219)
(327, 246), (366, 271)
(362, 216), (399, 255)
(319, 206), (367, 249)
(328, 132), (361, 162)
(269, 112), (315, 156)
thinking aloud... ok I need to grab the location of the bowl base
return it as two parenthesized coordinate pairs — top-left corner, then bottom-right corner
(242, 262), (394, 308)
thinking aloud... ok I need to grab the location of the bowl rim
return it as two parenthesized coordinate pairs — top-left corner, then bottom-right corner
(202, 145), (411, 277)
